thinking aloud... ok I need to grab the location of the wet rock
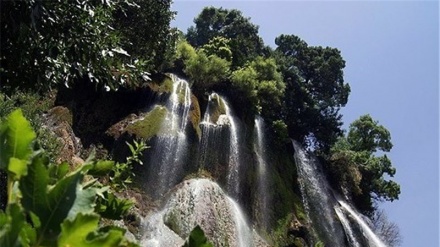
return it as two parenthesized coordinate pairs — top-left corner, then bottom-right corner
(42, 106), (82, 165)
(141, 178), (269, 247)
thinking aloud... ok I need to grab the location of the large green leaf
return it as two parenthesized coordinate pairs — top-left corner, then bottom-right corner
(87, 160), (115, 177)
(58, 213), (125, 247)
(0, 203), (25, 247)
(0, 109), (36, 178)
(67, 186), (97, 220)
(19, 153), (90, 244)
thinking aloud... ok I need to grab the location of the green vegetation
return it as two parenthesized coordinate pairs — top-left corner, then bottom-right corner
(186, 7), (264, 68)
(0, 110), (138, 246)
(183, 226), (214, 247)
(1, 0), (175, 93)
(231, 56), (285, 115)
(0, 2), (401, 246)
(275, 34), (351, 151)
(177, 40), (231, 91)
(328, 115), (400, 214)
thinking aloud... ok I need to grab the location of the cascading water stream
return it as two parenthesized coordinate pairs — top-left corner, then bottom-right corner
(335, 206), (362, 247)
(254, 116), (270, 230)
(140, 178), (259, 247)
(198, 93), (242, 199)
(292, 140), (346, 246)
(338, 200), (388, 247)
(227, 196), (254, 247)
(223, 99), (241, 198)
(147, 74), (192, 198)
(293, 139), (388, 247)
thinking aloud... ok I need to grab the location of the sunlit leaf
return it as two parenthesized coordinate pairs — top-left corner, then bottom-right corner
(58, 213), (125, 247)
(0, 109), (36, 178)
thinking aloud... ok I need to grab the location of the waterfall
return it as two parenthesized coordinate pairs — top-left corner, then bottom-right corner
(292, 140), (346, 246)
(198, 93), (242, 199)
(293, 139), (388, 247)
(147, 74), (192, 198)
(227, 196), (254, 247)
(223, 99), (241, 198)
(254, 116), (270, 230)
(140, 178), (260, 247)
(335, 206), (362, 247)
(338, 200), (388, 247)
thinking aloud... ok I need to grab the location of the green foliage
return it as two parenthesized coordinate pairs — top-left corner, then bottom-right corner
(111, 140), (148, 191)
(182, 225), (214, 247)
(271, 120), (289, 145)
(270, 214), (296, 246)
(275, 34), (350, 151)
(0, 109), (138, 246)
(95, 192), (134, 220)
(177, 40), (231, 90)
(347, 115), (393, 153)
(0, 91), (60, 163)
(187, 7), (264, 68)
(89, 140), (147, 192)
(200, 36), (233, 62)
(1, 0), (175, 93)
(1, 1), (117, 92)
(0, 109), (35, 176)
(58, 213), (126, 247)
(231, 57), (285, 115)
(329, 115), (400, 214)
(112, 0), (176, 72)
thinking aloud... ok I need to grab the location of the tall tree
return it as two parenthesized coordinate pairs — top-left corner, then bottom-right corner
(329, 115), (400, 214)
(186, 7), (264, 68)
(0, 1), (120, 92)
(112, 0), (176, 72)
(275, 34), (351, 151)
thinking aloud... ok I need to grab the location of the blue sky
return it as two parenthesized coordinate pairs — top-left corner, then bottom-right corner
(171, 1), (439, 246)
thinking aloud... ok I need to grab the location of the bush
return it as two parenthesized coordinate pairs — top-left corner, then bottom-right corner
(176, 40), (231, 91)
(0, 109), (139, 246)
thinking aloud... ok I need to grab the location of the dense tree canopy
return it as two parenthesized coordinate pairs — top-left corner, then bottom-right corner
(186, 7), (265, 68)
(0, 0), (175, 93)
(112, 0), (176, 72)
(231, 56), (285, 116)
(328, 115), (400, 214)
(274, 34), (351, 151)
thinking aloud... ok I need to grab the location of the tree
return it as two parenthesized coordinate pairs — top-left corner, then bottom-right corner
(1, 1), (120, 92)
(112, 0), (176, 72)
(329, 115), (400, 214)
(200, 36), (233, 62)
(1, 0), (174, 94)
(231, 56), (285, 116)
(186, 7), (264, 68)
(176, 40), (231, 91)
(372, 209), (402, 247)
(275, 34), (351, 151)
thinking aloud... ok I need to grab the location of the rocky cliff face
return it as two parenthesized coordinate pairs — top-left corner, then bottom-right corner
(53, 73), (309, 246)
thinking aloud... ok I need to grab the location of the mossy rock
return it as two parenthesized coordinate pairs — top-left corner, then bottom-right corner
(189, 94), (201, 139)
(125, 106), (167, 140)
(47, 106), (73, 126)
(147, 74), (174, 94)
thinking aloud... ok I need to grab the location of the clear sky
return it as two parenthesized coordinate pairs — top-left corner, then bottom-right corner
(170, 1), (439, 246)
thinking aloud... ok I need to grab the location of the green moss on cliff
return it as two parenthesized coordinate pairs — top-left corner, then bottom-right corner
(125, 106), (167, 140)
(189, 94), (201, 139)
(147, 74), (173, 94)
